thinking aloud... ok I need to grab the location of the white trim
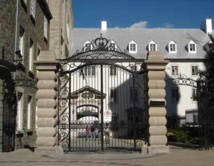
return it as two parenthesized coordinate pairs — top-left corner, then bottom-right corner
(171, 65), (179, 75)
(191, 65), (199, 76)
(188, 40), (197, 53)
(44, 16), (48, 39)
(84, 41), (92, 51)
(168, 41), (177, 53)
(17, 92), (23, 131)
(108, 40), (117, 51)
(19, 26), (25, 59)
(148, 40), (157, 51)
(27, 96), (32, 129)
(29, 39), (34, 71)
(128, 41), (137, 53)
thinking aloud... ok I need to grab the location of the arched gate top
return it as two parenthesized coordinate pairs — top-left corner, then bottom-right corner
(57, 34), (144, 74)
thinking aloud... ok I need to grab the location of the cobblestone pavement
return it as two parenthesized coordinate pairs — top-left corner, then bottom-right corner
(0, 146), (213, 166)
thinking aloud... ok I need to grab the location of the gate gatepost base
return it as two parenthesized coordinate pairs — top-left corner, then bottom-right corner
(148, 145), (169, 154)
(34, 146), (64, 157)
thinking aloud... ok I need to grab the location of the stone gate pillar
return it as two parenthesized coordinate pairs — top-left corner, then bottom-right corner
(34, 51), (63, 156)
(145, 51), (169, 154)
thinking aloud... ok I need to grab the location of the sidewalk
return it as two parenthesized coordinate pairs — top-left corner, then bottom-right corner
(0, 146), (213, 166)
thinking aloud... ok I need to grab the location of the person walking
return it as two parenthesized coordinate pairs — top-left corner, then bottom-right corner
(90, 125), (96, 140)
(85, 125), (90, 141)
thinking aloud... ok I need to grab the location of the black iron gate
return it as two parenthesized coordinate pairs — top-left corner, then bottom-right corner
(57, 35), (148, 152)
(1, 72), (16, 152)
(197, 71), (214, 149)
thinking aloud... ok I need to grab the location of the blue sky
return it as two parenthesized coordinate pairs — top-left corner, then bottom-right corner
(72, 0), (214, 29)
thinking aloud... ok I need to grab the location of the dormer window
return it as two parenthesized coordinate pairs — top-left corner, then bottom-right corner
(129, 41), (137, 53)
(109, 41), (117, 51)
(168, 41), (177, 53)
(149, 41), (157, 51)
(188, 41), (197, 53)
(84, 41), (92, 51)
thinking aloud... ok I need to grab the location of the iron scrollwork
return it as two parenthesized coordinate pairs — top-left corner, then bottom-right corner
(57, 34), (145, 75)
(166, 73), (197, 88)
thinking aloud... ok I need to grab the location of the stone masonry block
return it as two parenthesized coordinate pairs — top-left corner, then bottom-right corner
(149, 136), (167, 145)
(37, 80), (57, 89)
(37, 108), (57, 118)
(148, 72), (165, 80)
(37, 127), (57, 137)
(149, 126), (167, 135)
(149, 117), (167, 126)
(36, 137), (57, 146)
(37, 99), (57, 108)
(36, 89), (57, 99)
(37, 118), (57, 127)
(37, 72), (56, 80)
(149, 107), (166, 116)
(148, 80), (165, 89)
(148, 89), (166, 98)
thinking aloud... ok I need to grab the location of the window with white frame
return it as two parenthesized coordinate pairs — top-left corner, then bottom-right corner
(192, 65), (198, 76)
(171, 65), (179, 75)
(188, 41), (197, 53)
(110, 66), (117, 76)
(44, 16), (48, 39)
(27, 96), (32, 129)
(84, 41), (92, 51)
(110, 88), (117, 102)
(171, 88), (179, 103)
(149, 41), (157, 51)
(80, 66), (95, 76)
(192, 88), (197, 101)
(130, 87), (138, 102)
(17, 92), (24, 131)
(129, 41), (137, 53)
(19, 26), (25, 60)
(29, 39), (34, 71)
(168, 41), (177, 53)
(109, 41), (116, 51)
(30, 0), (36, 19)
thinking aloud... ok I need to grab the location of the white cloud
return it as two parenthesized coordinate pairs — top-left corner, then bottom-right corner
(162, 23), (174, 28)
(129, 21), (148, 28)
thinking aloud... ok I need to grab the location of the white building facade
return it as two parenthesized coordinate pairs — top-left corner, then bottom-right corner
(68, 19), (213, 128)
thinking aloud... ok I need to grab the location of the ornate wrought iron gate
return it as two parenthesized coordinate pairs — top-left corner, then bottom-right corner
(57, 35), (148, 152)
(1, 72), (16, 152)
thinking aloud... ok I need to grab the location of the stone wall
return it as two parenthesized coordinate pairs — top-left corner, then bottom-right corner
(48, 0), (73, 59)
(0, 0), (16, 62)
(0, 0), (51, 151)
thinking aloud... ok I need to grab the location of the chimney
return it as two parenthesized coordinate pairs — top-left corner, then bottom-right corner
(101, 21), (107, 30)
(201, 19), (212, 34)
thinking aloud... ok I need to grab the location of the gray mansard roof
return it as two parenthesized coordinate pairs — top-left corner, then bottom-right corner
(69, 28), (211, 60)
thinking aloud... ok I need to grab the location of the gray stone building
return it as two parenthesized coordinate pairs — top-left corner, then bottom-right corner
(0, 0), (52, 152)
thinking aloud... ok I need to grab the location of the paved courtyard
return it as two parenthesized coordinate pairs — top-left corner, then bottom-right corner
(0, 146), (213, 166)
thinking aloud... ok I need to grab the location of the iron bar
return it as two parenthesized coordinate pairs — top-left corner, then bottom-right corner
(100, 64), (104, 151)
(68, 73), (71, 151)
(132, 72), (136, 149)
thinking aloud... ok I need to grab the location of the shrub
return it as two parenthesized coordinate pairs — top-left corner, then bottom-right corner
(167, 125), (199, 144)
